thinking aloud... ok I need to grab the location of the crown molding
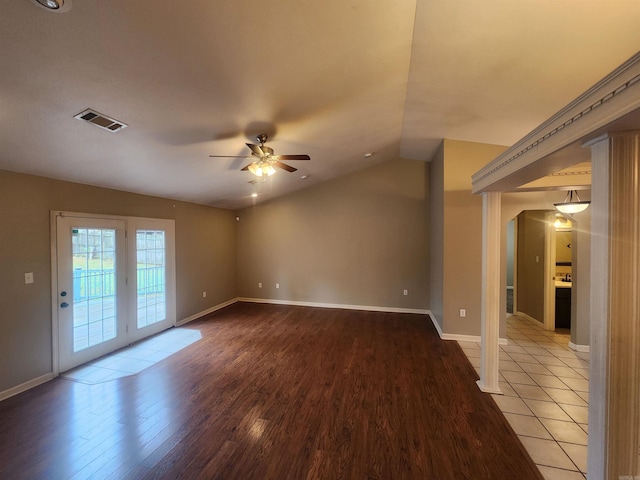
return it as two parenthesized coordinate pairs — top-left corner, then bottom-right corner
(472, 52), (640, 193)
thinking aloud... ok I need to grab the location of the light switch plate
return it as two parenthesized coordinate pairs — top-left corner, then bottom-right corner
(24, 272), (34, 284)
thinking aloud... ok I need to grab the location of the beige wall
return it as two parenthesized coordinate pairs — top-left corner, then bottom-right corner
(433, 139), (508, 336)
(0, 169), (237, 392)
(237, 158), (430, 310)
(516, 210), (547, 323)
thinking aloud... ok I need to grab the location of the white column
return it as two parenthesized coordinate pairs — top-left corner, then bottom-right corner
(586, 135), (609, 479)
(477, 191), (502, 394)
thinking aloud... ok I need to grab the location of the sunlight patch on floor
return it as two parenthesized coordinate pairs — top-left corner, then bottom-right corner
(61, 327), (202, 384)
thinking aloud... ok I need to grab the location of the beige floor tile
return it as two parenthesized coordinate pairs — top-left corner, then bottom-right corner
(498, 381), (519, 397)
(509, 352), (540, 364)
(557, 376), (589, 393)
(491, 394), (533, 415)
(500, 359), (524, 372)
(578, 423), (588, 434)
(512, 383), (554, 402)
(504, 413), (552, 439)
(518, 436), (577, 470)
(501, 370), (536, 385)
(523, 346), (552, 356)
(457, 340), (480, 350)
(466, 356), (481, 367)
(523, 399), (573, 422)
(539, 418), (588, 445)
(462, 347), (481, 358)
(519, 362), (554, 376)
(558, 404), (589, 424)
(559, 443), (587, 473)
(574, 368), (589, 380)
(576, 391), (589, 402)
(537, 465), (586, 480)
(499, 351), (512, 360)
(542, 388), (588, 407)
(545, 365), (583, 379)
(529, 373), (569, 389)
(537, 355), (569, 367)
(561, 358), (590, 370)
(553, 349), (580, 359)
(501, 345), (527, 354)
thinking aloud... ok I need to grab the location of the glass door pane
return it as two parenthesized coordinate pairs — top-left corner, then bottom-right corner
(57, 216), (127, 372)
(136, 229), (166, 328)
(72, 227), (118, 351)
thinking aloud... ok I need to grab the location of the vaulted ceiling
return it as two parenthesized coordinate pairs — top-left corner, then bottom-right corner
(2, 0), (639, 209)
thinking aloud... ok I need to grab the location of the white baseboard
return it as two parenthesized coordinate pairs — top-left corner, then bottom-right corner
(0, 373), (54, 402)
(428, 312), (507, 344)
(442, 333), (509, 345)
(568, 342), (590, 353)
(238, 297), (429, 315)
(176, 297), (239, 326)
(427, 311), (444, 337)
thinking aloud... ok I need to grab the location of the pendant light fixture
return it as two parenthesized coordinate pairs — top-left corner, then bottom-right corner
(554, 190), (590, 214)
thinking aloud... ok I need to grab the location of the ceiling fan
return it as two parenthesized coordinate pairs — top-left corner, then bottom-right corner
(210, 134), (310, 178)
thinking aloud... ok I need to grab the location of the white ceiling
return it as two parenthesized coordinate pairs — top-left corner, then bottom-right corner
(2, 0), (639, 209)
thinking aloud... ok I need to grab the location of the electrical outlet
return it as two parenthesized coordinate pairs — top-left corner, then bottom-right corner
(258, 282), (262, 288)
(403, 289), (408, 296)
(202, 291), (207, 298)
(276, 283), (280, 289)
(24, 272), (34, 284)
(460, 309), (466, 317)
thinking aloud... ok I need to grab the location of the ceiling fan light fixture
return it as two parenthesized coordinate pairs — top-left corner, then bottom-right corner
(554, 190), (590, 214)
(248, 161), (276, 178)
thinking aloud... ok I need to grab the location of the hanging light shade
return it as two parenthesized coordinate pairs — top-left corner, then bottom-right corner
(248, 161), (277, 178)
(554, 190), (590, 214)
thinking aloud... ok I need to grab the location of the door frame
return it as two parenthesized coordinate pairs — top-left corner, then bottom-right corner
(50, 211), (176, 375)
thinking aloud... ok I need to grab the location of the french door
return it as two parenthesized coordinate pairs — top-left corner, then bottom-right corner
(55, 213), (175, 372)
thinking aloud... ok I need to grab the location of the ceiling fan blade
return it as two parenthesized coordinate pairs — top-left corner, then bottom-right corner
(246, 143), (264, 156)
(209, 155), (253, 158)
(240, 163), (253, 171)
(273, 161), (297, 172)
(277, 154), (310, 161)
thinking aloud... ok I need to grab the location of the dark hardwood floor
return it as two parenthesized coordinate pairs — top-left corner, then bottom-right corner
(0, 303), (542, 479)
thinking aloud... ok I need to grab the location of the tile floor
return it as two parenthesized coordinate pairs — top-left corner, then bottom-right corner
(459, 314), (589, 480)
(62, 327), (202, 384)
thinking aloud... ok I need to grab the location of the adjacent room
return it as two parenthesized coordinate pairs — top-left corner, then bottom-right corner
(1, 1), (640, 479)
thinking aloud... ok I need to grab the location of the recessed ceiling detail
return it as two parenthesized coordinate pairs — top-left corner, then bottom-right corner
(74, 109), (128, 133)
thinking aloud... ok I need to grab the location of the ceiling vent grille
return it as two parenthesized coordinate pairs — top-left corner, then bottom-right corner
(74, 108), (128, 133)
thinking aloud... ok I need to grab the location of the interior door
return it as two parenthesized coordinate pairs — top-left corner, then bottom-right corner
(57, 216), (127, 372)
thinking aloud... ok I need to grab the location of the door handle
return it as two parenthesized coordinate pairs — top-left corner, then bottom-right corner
(60, 302), (69, 308)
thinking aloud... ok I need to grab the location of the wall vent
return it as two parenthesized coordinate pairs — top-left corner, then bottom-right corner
(74, 108), (128, 133)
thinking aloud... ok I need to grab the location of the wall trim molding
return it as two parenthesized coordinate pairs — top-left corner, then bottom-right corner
(0, 373), (54, 402)
(238, 297), (429, 315)
(176, 297), (239, 326)
(568, 342), (590, 353)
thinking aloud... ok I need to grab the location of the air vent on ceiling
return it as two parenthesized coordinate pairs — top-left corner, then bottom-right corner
(74, 108), (128, 133)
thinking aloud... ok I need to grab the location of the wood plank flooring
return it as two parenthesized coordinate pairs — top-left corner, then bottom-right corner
(0, 303), (543, 479)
